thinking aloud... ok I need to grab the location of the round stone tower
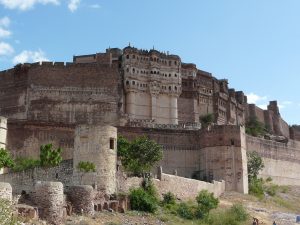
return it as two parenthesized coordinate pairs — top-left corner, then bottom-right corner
(74, 125), (117, 194)
(0, 116), (7, 149)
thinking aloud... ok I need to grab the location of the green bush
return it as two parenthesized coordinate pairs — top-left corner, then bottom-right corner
(12, 157), (40, 172)
(266, 177), (273, 182)
(249, 177), (264, 198)
(162, 192), (176, 205)
(196, 190), (219, 216)
(77, 161), (96, 173)
(0, 148), (15, 170)
(265, 184), (279, 196)
(129, 188), (158, 213)
(229, 204), (248, 221)
(176, 202), (194, 220)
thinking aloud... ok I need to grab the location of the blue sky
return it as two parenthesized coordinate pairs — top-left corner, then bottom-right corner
(0, 0), (299, 124)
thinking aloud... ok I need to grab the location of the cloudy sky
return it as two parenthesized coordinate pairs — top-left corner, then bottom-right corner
(0, 0), (299, 124)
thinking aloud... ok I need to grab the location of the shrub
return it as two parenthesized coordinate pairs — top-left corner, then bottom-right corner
(0, 148), (15, 170)
(196, 190), (219, 216)
(162, 192), (176, 205)
(249, 177), (264, 198)
(77, 161), (96, 173)
(247, 151), (264, 181)
(265, 184), (279, 196)
(12, 157), (40, 172)
(129, 188), (158, 213)
(229, 204), (248, 221)
(266, 177), (273, 182)
(176, 202), (194, 220)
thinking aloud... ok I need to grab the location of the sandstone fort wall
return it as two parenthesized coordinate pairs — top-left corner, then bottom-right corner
(246, 135), (300, 185)
(7, 121), (74, 159)
(0, 160), (73, 194)
(118, 173), (225, 201)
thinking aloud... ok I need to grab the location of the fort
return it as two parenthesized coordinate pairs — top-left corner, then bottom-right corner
(0, 45), (300, 223)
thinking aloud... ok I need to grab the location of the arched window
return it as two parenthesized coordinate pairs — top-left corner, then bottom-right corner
(169, 74), (171, 77)
(169, 86), (171, 91)
(132, 68), (135, 73)
(175, 86), (177, 90)
(151, 71), (153, 74)
(126, 68), (129, 73)
(174, 74), (177, 77)
(126, 55), (129, 59)
(126, 80), (129, 85)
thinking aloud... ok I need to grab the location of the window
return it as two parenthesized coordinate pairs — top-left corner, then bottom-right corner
(110, 138), (115, 150)
(126, 80), (129, 85)
(126, 55), (129, 59)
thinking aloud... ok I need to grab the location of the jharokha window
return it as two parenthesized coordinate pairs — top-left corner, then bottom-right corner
(110, 138), (115, 150)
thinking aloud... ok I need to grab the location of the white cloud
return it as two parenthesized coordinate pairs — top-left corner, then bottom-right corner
(0, 0), (60, 11)
(257, 104), (267, 110)
(0, 17), (10, 27)
(246, 93), (268, 104)
(0, 42), (14, 56)
(89, 4), (100, 9)
(0, 27), (11, 38)
(13, 49), (48, 64)
(68, 0), (80, 12)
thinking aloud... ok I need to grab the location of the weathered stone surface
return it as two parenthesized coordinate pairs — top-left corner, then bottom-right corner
(67, 185), (94, 216)
(0, 182), (12, 202)
(32, 181), (64, 225)
(16, 204), (38, 220)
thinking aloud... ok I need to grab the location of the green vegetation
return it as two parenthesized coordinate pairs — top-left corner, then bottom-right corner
(247, 151), (264, 181)
(77, 161), (96, 173)
(162, 192), (176, 206)
(205, 204), (249, 225)
(129, 179), (159, 213)
(39, 143), (63, 169)
(12, 157), (40, 172)
(196, 190), (219, 218)
(0, 148), (15, 170)
(200, 113), (214, 128)
(245, 117), (268, 137)
(0, 199), (21, 225)
(117, 136), (163, 175)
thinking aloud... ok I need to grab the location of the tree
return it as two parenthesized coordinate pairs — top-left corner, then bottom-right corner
(245, 117), (267, 137)
(117, 135), (130, 159)
(247, 151), (264, 180)
(200, 113), (214, 128)
(0, 148), (15, 170)
(40, 144), (63, 169)
(196, 190), (219, 218)
(120, 136), (163, 175)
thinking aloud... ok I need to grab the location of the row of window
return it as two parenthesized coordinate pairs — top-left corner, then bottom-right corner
(126, 67), (179, 78)
(125, 54), (179, 66)
(125, 80), (179, 92)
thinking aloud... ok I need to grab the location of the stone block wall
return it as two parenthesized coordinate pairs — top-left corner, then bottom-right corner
(118, 173), (225, 201)
(7, 120), (74, 159)
(0, 182), (12, 202)
(67, 185), (94, 215)
(246, 135), (300, 185)
(0, 160), (73, 194)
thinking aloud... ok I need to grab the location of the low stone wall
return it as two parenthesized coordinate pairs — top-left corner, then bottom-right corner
(0, 182), (12, 202)
(0, 160), (73, 194)
(119, 173), (225, 201)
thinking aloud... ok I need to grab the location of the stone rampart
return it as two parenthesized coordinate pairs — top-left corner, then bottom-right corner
(0, 160), (73, 194)
(119, 173), (225, 201)
(246, 135), (300, 185)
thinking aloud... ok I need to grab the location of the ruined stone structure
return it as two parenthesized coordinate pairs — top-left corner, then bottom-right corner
(0, 45), (299, 196)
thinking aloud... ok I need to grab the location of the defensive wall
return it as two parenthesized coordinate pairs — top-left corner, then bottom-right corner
(0, 62), (122, 125)
(118, 172), (225, 201)
(246, 135), (300, 185)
